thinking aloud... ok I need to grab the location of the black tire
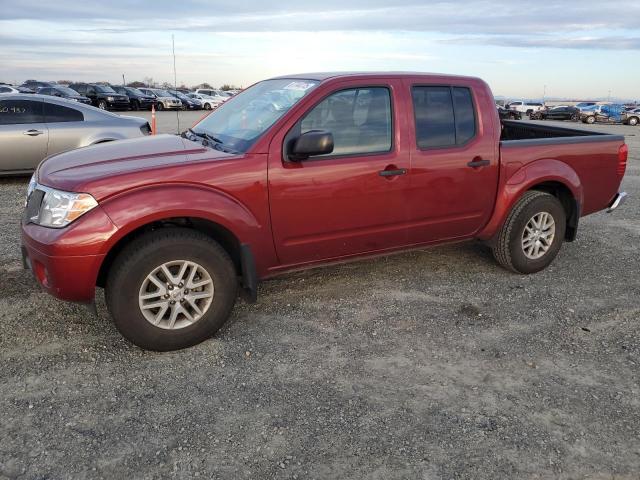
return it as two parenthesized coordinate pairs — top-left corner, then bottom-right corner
(492, 191), (566, 274)
(132, 100), (140, 111)
(629, 117), (639, 126)
(156, 102), (164, 111)
(105, 228), (238, 351)
(98, 100), (108, 110)
(204, 103), (212, 110)
(585, 115), (596, 124)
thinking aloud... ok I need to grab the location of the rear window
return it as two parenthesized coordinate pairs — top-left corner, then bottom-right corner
(412, 86), (477, 149)
(0, 99), (44, 125)
(44, 102), (84, 123)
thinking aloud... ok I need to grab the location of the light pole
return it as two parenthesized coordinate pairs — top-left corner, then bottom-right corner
(543, 84), (547, 104)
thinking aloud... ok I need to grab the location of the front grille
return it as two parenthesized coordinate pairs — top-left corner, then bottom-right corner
(24, 189), (44, 224)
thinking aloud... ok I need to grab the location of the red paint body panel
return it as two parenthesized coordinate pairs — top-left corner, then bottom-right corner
(21, 72), (626, 303)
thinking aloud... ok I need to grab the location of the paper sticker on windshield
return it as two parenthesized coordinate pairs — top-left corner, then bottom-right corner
(283, 81), (315, 91)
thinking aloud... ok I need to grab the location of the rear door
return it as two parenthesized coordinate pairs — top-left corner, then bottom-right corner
(268, 79), (412, 266)
(44, 101), (86, 156)
(0, 98), (48, 173)
(404, 81), (499, 244)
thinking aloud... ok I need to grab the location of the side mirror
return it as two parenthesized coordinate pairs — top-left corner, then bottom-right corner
(289, 130), (334, 161)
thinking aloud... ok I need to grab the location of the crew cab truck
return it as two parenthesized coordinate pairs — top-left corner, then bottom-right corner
(22, 72), (629, 351)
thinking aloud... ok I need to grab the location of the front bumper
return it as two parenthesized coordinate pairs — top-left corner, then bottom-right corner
(607, 192), (628, 213)
(21, 206), (118, 302)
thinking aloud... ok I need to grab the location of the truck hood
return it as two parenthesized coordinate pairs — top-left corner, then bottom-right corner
(37, 134), (237, 200)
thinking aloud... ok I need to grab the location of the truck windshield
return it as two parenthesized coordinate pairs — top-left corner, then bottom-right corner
(191, 79), (318, 153)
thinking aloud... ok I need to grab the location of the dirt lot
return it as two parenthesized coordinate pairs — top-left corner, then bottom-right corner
(1, 117), (638, 479)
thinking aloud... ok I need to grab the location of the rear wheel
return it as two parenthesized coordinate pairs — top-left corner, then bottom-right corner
(105, 228), (238, 351)
(585, 115), (596, 124)
(492, 191), (566, 274)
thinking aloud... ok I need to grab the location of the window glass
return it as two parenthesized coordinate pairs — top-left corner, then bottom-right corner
(0, 99), (44, 125)
(0, 87), (10, 93)
(300, 87), (392, 157)
(452, 87), (476, 145)
(72, 85), (86, 94)
(412, 86), (477, 148)
(44, 102), (84, 123)
(412, 86), (455, 148)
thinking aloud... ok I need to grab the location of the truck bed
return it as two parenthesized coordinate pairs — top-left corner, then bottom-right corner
(499, 120), (625, 217)
(500, 120), (615, 144)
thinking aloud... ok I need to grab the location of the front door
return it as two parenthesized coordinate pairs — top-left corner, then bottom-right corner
(0, 98), (48, 173)
(268, 82), (411, 267)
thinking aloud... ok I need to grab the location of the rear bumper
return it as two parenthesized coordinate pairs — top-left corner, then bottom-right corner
(607, 192), (627, 213)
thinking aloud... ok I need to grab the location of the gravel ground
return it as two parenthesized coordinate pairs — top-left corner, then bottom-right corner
(0, 118), (638, 479)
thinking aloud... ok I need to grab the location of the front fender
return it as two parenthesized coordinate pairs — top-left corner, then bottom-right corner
(477, 158), (583, 241)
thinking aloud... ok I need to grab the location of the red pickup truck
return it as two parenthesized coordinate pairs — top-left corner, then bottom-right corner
(22, 72), (628, 351)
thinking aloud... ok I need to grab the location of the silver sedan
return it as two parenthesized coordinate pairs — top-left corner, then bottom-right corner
(0, 94), (151, 175)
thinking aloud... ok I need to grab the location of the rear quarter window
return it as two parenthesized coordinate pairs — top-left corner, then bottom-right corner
(44, 102), (84, 123)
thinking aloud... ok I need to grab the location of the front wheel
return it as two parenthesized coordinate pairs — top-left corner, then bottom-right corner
(204, 103), (212, 110)
(156, 102), (164, 111)
(98, 100), (108, 110)
(585, 115), (596, 124)
(492, 191), (566, 274)
(628, 117), (639, 126)
(105, 228), (238, 351)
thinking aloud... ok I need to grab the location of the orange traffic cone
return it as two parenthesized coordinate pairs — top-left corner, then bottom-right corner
(151, 104), (157, 135)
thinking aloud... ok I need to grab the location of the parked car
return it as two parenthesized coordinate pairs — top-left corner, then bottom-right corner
(20, 80), (55, 90)
(112, 86), (156, 111)
(581, 104), (626, 124)
(0, 94), (151, 176)
(194, 89), (229, 103)
(138, 88), (182, 110)
(36, 86), (92, 105)
(168, 90), (201, 110)
(529, 106), (580, 121)
(0, 85), (18, 95)
(508, 101), (545, 114)
(68, 83), (130, 110)
(574, 102), (597, 112)
(621, 108), (640, 126)
(497, 105), (521, 120)
(187, 93), (223, 110)
(22, 72), (628, 351)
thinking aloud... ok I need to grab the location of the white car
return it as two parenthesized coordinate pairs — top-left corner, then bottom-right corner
(508, 101), (545, 114)
(187, 93), (223, 110)
(0, 85), (23, 95)
(194, 89), (229, 103)
(139, 88), (182, 110)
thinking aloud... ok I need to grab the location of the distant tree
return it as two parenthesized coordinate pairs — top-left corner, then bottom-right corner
(126, 81), (146, 88)
(143, 77), (156, 88)
(195, 82), (213, 90)
(220, 84), (239, 91)
(161, 81), (174, 89)
(56, 80), (73, 85)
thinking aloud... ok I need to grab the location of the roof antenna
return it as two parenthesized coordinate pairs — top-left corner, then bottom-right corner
(172, 34), (180, 134)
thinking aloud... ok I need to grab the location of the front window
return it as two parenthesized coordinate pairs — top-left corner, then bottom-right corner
(190, 78), (318, 153)
(95, 85), (116, 94)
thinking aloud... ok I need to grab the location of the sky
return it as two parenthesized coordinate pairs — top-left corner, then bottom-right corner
(2, 0), (639, 100)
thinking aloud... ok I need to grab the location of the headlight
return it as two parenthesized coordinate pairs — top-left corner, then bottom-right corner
(107, 96), (114, 102)
(26, 184), (98, 228)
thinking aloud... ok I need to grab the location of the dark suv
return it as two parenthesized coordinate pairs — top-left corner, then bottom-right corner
(68, 83), (130, 110)
(37, 86), (92, 105)
(112, 86), (157, 111)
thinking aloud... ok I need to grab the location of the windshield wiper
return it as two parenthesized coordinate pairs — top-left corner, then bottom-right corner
(184, 128), (224, 145)
(184, 128), (240, 154)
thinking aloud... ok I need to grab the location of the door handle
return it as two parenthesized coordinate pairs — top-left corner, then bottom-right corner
(467, 159), (490, 168)
(379, 168), (407, 177)
(23, 130), (44, 136)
